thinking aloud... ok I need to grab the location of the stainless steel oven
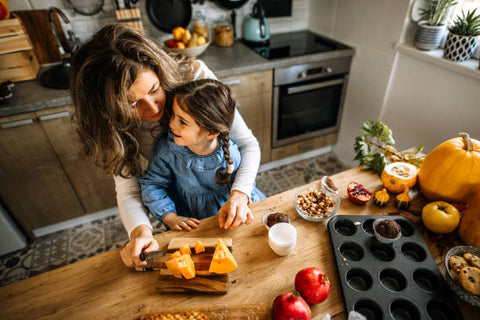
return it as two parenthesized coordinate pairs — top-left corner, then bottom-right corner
(272, 56), (352, 148)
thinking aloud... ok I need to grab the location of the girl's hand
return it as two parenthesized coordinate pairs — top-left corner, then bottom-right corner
(163, 212), (201, 231)
(218, 190), (253, 229)
(120, 224), (160, 268)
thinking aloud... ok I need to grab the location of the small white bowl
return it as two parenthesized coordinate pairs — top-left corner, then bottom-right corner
(262, 212), (290, 230)
(373, 219), (401, 244)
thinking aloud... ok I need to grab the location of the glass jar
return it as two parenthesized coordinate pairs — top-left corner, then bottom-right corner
(213, 17), (234, 47)
(190, 11), (209, 40)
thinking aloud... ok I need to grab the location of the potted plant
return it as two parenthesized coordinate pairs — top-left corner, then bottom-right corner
(414, 0), (457, 50)
(444, 9), (480, 61)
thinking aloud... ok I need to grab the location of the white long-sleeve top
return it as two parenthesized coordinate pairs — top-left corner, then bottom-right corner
(115, 60), (261, 237)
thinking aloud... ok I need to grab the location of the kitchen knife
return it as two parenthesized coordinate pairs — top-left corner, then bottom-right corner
(135, 250), (165, 272)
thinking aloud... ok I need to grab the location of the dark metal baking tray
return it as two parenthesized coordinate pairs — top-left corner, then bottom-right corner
(327, 215), (463, 320)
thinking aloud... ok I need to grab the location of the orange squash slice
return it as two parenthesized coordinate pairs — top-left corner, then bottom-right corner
(381, 162), (418, 194)
(179, 244), (191, 255)
(194, 240), (205, 254)
(165, 253), (196, 279)
(171, 250), (182, 259)
(209, 239), (238, 274)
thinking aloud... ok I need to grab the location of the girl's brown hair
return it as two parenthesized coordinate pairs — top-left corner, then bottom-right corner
(173, 79), (236, 186)
(71, 24), (192, 177)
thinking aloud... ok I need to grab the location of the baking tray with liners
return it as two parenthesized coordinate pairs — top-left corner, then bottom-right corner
(327, 215), (463, 320)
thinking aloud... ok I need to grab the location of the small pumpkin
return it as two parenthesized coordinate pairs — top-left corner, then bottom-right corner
(458, 194), (480, 247)
(374, 188), (390, 207)
(418, 133), (480, 203)
(381, 162), (418, 194)
(395, 188), (411, 209)
(209, 239), (238, 274)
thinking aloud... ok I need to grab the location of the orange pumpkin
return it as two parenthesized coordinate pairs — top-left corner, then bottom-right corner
(209, 239), (238, 274)
(381, 162), (418, 194)
(458, 194), (480, 247)
(179, 244), (191, 255)
(418, 133), (480, 203)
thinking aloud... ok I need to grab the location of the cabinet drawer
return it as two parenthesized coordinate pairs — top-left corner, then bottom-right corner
(271, 133), (338, 161)
(221, 70), (272, 98)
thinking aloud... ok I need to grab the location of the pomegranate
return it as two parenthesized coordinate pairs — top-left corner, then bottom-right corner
(347, 181), (372, 204)
(272, 292), (311, 320)
(295, 267), (331, 304)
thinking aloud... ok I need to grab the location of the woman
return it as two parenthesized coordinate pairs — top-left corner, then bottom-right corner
(70, 24), (261, 268)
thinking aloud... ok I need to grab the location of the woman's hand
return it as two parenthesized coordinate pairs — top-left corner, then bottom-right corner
(163, 212), (201, 231)
(120, 224), (159, 268)
(218, 190), (253, 229)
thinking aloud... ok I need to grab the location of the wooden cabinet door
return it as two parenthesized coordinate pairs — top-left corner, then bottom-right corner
(0, 112), (84, 236)
(36, 107), (117, 214)
(221, 70), (273, 163)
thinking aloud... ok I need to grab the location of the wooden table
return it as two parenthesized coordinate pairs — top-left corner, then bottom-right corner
(0, 167), (478, 319)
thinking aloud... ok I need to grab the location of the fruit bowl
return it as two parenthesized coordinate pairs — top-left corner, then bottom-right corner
(293, 177), (340, 222)
(163, 39), (211, 58)
(444, 245), (480, 307)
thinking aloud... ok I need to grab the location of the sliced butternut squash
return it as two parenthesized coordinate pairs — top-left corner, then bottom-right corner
(165, 253), (196, 279)
(209, 239), (238, 274)
(179, 244), (191, 255)
(194, 240), (205, 254)
(171, 250), (182, 259)
(165, 257), (182, 278)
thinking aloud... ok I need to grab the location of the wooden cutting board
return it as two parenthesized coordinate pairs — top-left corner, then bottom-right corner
(141, 303), (270, 320)
(155, 237), (233, 294)
(13, 10), (66, 64)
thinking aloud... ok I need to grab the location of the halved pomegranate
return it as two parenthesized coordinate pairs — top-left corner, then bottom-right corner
(347, 182), (372, 204)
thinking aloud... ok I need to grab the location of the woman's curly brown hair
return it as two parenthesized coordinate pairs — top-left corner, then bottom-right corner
(71, 24), (193, 177)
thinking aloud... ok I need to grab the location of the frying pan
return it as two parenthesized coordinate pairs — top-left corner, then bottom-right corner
(211, 0), (248, 9)
(146, 0), (192, 33)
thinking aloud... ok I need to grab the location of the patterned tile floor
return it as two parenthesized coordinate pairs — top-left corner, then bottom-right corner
(0, 152), (346, 288)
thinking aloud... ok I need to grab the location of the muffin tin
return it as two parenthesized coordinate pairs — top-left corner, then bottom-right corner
(327, 215), (463, 320)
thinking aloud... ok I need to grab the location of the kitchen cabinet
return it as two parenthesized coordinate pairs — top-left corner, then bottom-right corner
(0, 106), (116, 238)
(220, 70), (272, 164)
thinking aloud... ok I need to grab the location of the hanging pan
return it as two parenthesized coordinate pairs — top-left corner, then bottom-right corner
(146, 0), (192, 33)
(211, 0), (248, 10)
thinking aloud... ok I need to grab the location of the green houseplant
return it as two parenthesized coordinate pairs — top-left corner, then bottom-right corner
(444, 9), (480, 61)
(414, 0), (457, 50)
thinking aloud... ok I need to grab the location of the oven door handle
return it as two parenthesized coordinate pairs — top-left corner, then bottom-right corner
(287, 78), (344, 95)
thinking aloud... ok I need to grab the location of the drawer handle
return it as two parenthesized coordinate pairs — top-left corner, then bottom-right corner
(223, 78), (241, 86)
(38, 111), (71, 121)
(1, 118), (34, 129)
(298, 142), (315, 149)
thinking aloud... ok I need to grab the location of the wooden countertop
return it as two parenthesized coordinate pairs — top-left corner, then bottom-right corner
(0, 167), (477, 319)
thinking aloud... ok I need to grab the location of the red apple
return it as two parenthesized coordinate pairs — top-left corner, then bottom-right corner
(272, 292), (311, 320)
(295, 267), (331, 304)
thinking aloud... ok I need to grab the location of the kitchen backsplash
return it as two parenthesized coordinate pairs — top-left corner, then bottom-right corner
(10, 0), (310, 45)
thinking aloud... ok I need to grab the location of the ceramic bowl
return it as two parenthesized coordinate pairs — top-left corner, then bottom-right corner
(372, 218), (402, 244)
(444, 245), (480, 307)
(293, 178), (340, 223)
(163, 39), (210, 58)
(262, 212), (290, 231)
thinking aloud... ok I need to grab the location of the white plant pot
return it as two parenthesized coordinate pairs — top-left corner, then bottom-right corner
(414, 22), (446, 51)
(443, 32), (478, 62)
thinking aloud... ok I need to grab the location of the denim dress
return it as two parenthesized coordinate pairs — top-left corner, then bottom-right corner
(140, 131), (265, 222)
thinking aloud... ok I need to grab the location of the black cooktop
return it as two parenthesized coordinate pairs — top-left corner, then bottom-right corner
(242, 30), (350, 60)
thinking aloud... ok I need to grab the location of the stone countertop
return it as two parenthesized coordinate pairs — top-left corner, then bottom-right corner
(0, 41), (354, 117)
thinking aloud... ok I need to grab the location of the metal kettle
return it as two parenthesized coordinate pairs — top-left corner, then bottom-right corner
(242, 0), (270, 44)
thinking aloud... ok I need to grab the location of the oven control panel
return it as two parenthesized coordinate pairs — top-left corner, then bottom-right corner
(274, 56), (352, 86)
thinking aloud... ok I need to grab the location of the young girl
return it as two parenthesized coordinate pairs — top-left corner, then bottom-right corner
(139, 79), (265, 231)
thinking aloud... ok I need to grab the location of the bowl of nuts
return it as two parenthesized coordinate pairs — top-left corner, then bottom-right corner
(293, 176), (340, 222)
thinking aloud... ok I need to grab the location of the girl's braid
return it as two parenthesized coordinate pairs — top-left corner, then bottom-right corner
(216, 132), (233, 186)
